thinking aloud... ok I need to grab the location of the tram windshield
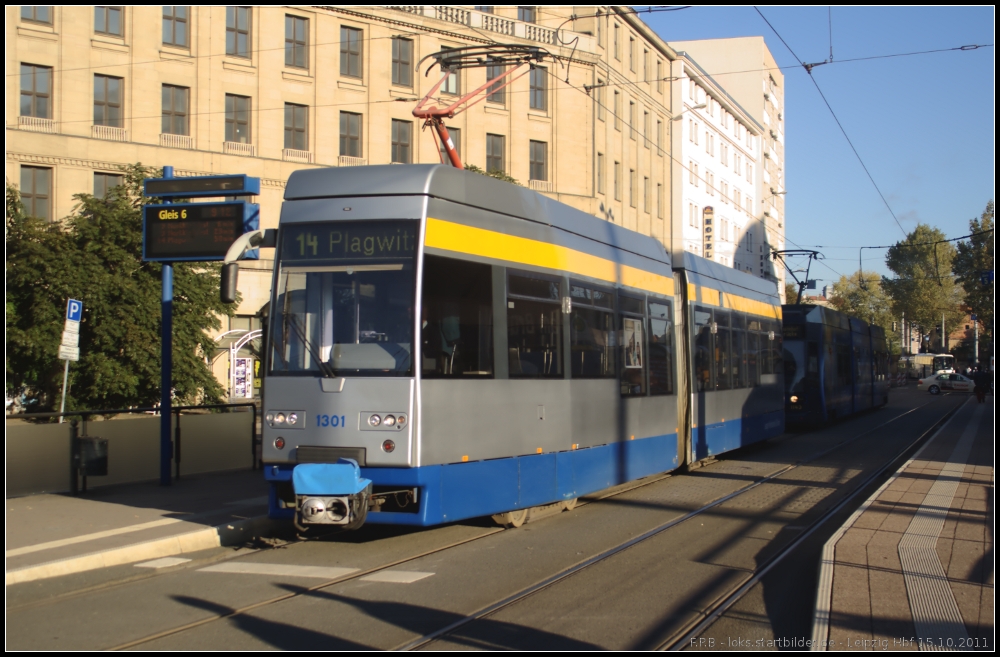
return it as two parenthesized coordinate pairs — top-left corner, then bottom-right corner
(269, 220), (417, 377)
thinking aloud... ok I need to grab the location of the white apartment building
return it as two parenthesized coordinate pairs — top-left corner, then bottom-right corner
(671, 37), (787, 298)
(669, 53), (762, 273)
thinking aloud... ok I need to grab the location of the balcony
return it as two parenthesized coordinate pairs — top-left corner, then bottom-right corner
(223, 141), (256, 157)
(160, 133), (193, 149)
(529, 179), (553, 193)
(92, 125), (128, 141)
(482, 14), (515, 37)
(338, 155), (366, 167)
(435, 6), (469, 25)
(18, 116), (56, 133)
(282, 148), (313, 163)
(388, 6), (556, 44)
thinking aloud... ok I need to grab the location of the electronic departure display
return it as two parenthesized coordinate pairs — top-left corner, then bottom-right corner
(280, 220), (418, 263)
(143, 201), (259, 262)
(144, 174), (260, 198)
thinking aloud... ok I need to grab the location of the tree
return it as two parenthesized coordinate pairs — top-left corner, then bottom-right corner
(828, 271), (901, 356)
(464, 163), (521, 186)
(6, 165), (237, 413)
(952, 200), (994, 359)
(784, 282), (800, 304)
(882, 224), (965, 352)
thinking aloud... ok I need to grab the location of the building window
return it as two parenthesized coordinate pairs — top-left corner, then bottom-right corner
(707, 171), (714, 196)
(340, 111), (362, 157)
(643, 176), (650, 213)
(284, 103), (307, 151)
(20, 166), (51, 221)
(596, 10), (603, 48)
(94, 75), (123, 128)
(95, 6), (122, 36)
(225, 94), (251, 143)
(735, 154), (741, 175)
(517, 6), (535, 23)
(486, 133), (505, 173)
(340, 26), (362, 78)
(20, 64), (51, 119)
(597, 152), (605, 194)
(285, 15), (308, 69)
(391, 119), (411, 164)
(656, 60), (663, 93)
(21, 6), (52, 24)
(529, 66), (547, 111)
(629, 101), (636, 140)
(629, 37), (635, 71)
(392, 38), (413, 87)
(657, 183), (664, 219)
(475, 6), (494, 13)
(163, 7), (188, 48)
(629, 169), (637, 208)
(721, 181), (728, 204)
(161, 84), (189, 135)
(613, 91), (621, 131)
(94, 172), (123, 199)
(643, 111), (650, 147)
(595, 79), (604, 121)
(439, 126), (460, 162)
(693, 122), (699, 145)
(226, 7), (251, 58)
(735, 188), (741, 209)
(613, 23), (620, 60)
(437, 47), (461, 95)
(643, 49), (649, 81)
(656, 119), (663, 150)
(529, 140), (547, 181)
(486, 63), (505, 103)
(614, 161), (621, 201)
(746, 164), (753, 183)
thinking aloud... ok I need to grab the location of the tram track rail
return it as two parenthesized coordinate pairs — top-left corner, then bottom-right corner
(101, 396), (956, 651)
(398, 397), (959, 651)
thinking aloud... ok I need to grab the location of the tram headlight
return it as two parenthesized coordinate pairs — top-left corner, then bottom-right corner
(368, 414), (382, 427)
(383, 415), (396, 427)
(275, 413), (286, 424)
(265, 413), (274, 423)
(396, 414), (407, 427)
(790, 395), (799, 403)
(287, 413), (299, 426)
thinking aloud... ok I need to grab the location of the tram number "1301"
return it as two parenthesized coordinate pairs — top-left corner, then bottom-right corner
(317, 414), (346, 428)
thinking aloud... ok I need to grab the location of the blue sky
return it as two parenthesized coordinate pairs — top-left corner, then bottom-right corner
(641, 6), (995, 287)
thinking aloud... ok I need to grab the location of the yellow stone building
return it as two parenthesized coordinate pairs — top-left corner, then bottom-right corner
(7, 6), (785, 396)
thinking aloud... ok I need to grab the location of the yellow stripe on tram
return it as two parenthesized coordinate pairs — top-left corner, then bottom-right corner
(425, 217), (674, 297)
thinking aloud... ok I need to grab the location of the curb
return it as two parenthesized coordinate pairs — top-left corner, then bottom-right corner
(5, 515), (281, 586)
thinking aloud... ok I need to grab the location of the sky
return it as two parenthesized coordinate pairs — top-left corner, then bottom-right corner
(639, 5), (995, 288)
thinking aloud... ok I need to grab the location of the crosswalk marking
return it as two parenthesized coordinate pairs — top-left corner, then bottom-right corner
(199, 563), (359, 579)
(360, 571), (434, 584)
(136, 557), (191, 569)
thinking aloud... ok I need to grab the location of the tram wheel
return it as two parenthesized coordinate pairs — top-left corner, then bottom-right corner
(562, 498), (578, 511)
(492, 508), (528, 528)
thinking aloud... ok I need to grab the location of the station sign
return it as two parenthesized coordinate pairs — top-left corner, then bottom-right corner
(144, 174), (260, 199)
(142, 201), (259, 262)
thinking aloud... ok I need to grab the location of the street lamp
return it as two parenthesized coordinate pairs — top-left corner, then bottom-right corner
(671, 103), (706, 121)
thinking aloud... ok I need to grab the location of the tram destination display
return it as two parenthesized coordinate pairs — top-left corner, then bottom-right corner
(143, 201), (259, 261)
(280, 220), (417, 263)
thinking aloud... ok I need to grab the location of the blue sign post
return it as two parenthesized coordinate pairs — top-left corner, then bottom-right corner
(142, 167), (260, 485)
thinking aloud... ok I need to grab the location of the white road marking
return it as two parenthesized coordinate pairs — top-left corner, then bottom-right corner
(199, 563), (359, 579)
(6, 518), (183, 558)
(135, 557), (191, 569)
(361, 571), (434, 584)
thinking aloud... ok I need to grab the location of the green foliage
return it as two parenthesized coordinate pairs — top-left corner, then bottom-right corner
(463, 163), (521, 186)
(784, 282), (800, 304)
(952, 200), (994, 358)
(6, 164), (237, 413)
(828, 271), (901, 356)
(882, 223), (966, 351)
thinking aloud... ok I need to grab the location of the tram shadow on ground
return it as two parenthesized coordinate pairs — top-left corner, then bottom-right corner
(171, 585), (602, 651)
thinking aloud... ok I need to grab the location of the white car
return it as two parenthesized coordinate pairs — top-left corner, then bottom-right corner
(917, 372), (974, 395)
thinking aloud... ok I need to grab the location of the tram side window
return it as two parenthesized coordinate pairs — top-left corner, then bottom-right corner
(760, 320), (775, 375)
(620, 294), (646, 396)
(693, 305), (713, 392)
(508, 271), (563, 378)
(835, 344), (851, 387)
(771, 322), (783, 374)
(570, 282), (615, 379)
(421, 255), (493, 378)
(648, 300), (675, 395)
(731, 313), (746, 389)
(714, 310), (732, 390)
(746, 327), (760, 386)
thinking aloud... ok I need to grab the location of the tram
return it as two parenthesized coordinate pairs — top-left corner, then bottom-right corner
(781, 304), (890, 426)
(243, 165), (783, 529)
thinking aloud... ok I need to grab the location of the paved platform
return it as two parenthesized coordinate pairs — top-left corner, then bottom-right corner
(6, 469), (276, 585)
(813, 396), (994, 651)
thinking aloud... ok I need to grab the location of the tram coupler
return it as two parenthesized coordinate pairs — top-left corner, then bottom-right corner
(292, 459), (372, 530)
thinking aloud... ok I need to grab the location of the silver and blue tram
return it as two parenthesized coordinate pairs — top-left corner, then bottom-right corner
(781, 304), (890, 425)
(260, 165), (784, 529)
